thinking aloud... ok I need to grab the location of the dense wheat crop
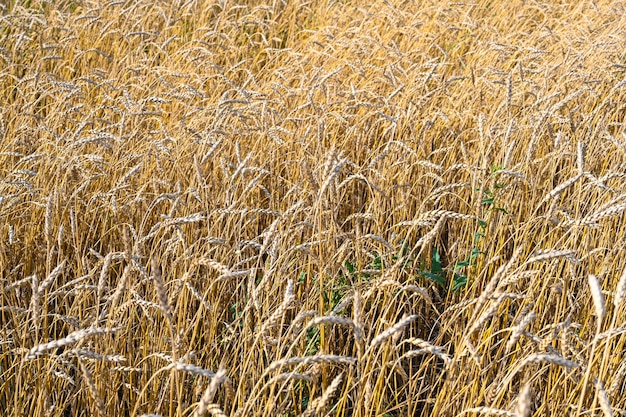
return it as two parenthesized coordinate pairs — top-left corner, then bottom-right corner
(1, 0), (626, 415)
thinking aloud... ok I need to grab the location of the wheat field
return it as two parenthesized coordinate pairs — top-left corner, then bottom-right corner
(1, 0), (626, 416)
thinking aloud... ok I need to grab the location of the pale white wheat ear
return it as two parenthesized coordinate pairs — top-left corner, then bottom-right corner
(369, 315), (419, 349)
(151, 258), (173, 323)
(522, 353), (579, 368)
(614, 267), (626, 311)
(25, 327), (114, 360)
(577, 275), (608, 416)
(588, 274), (606, 326)
(29, 274), (40, 330)
(259, 279), (295, 337)
(79, 359), (105, 416)
(299, 373), (343, 417)
(595, 379), (614, 417)
(506, 311), (536, 352)
(514, 383), (531, 417)
(194, 369), (228, 417)
(577, 141), (585, 173)
(39, 260), (66, 293)
(461, 407), (514, 416)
